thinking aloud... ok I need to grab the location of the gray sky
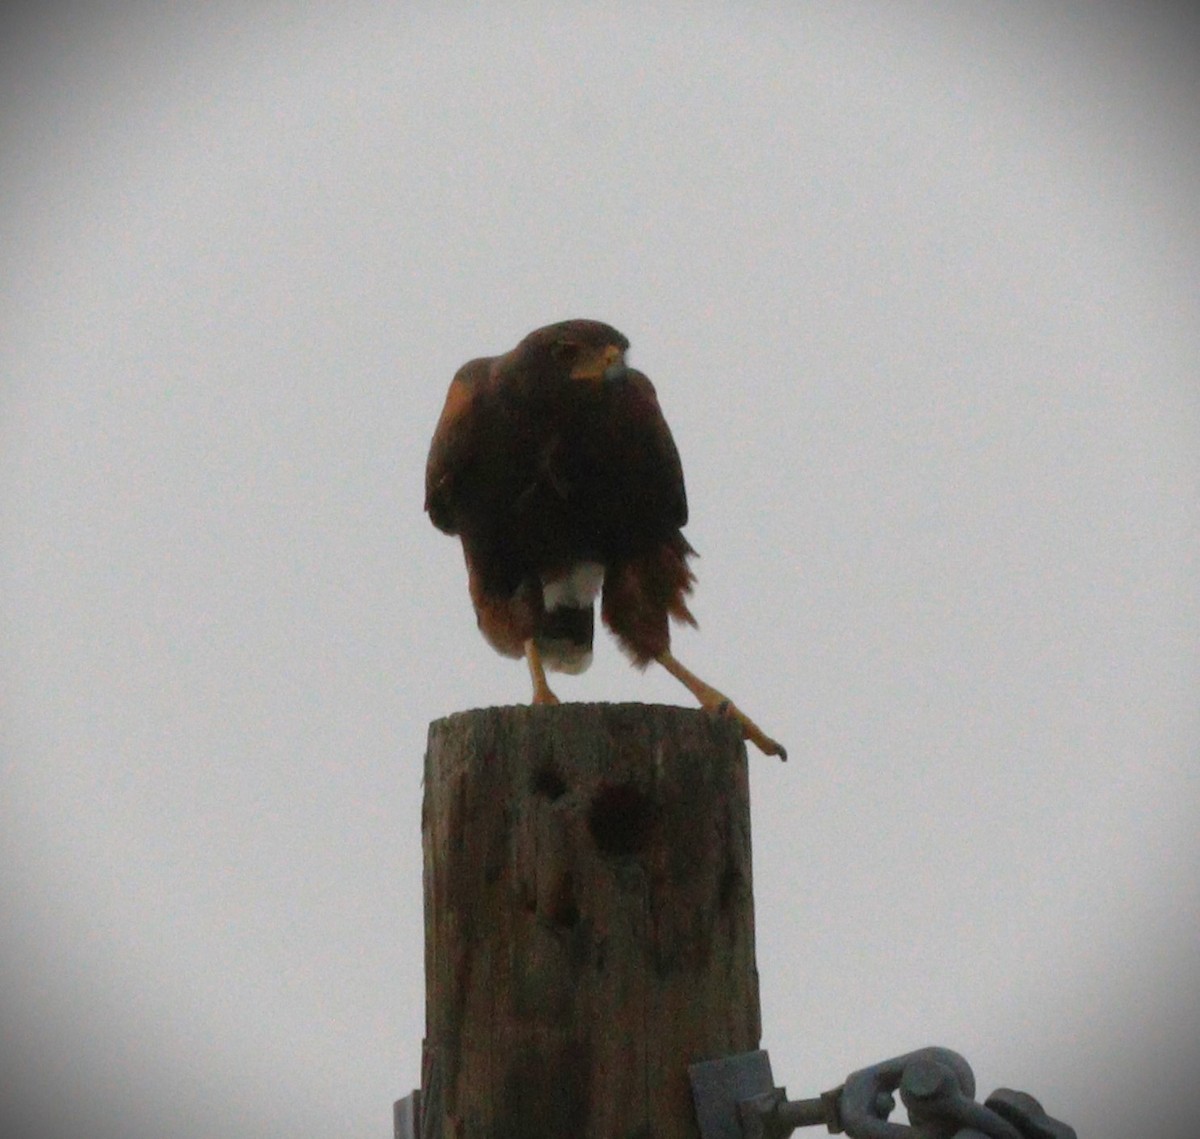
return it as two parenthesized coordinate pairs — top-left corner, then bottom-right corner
(3, 4), (1199, 1138)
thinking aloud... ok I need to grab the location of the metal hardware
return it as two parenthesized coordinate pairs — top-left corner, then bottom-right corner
(689, 1050), (839, 1139)
(982, 1089), (1079, 1139)
(689, 1046), (1076, 1139)
(393, 1090), (420, 1139)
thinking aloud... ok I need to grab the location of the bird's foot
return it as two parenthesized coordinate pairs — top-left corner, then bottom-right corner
(656, 650), (787, 760)
(704, 697), (787, 760)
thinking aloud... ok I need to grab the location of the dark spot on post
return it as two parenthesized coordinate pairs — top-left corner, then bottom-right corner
(530, 765), (567, 801)
(587, 783), (657, 856)
(484, 814), (508, 884)
(547, 872), (580, 928)
(499, 1041), (591, 1139)
(718, 860), (740, 913)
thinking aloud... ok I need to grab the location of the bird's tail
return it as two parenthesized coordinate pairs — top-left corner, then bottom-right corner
(538, 562), (603, 674)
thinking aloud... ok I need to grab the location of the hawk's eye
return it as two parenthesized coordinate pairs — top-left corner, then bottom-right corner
(551, 341), (579, 363)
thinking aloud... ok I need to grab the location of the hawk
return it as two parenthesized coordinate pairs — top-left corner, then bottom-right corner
(424, 319), (786, 758)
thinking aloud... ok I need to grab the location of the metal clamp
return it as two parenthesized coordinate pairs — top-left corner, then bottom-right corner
(689, 1046), (1076, 1139)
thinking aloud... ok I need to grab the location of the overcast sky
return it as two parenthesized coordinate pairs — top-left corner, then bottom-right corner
(3, 5), (1199, 1138)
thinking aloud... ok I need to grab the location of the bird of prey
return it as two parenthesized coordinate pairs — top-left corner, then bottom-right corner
(424, 319), (786, 758)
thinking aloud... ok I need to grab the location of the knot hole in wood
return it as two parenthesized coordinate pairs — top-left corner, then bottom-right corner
(587, 782), (659, 856)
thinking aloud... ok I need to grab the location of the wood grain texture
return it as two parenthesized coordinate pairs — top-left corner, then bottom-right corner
(421, 703), (761, 1139)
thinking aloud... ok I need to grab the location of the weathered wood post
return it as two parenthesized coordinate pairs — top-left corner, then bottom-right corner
(420, 703), (761, 1139)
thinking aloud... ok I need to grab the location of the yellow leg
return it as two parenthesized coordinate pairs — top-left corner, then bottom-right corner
(524, 639), (560, 705)
(656, 650), (786, 760)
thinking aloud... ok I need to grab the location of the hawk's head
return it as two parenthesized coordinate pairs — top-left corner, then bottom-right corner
(519, 319), (630, 384)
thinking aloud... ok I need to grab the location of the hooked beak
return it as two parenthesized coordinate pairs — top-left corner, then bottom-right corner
(601, 343), (628, 382)
(603, 357), (628, 383)
(569, 343), (628, 383)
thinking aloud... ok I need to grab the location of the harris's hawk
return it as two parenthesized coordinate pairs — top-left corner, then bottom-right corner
(425, 319), (785, 758)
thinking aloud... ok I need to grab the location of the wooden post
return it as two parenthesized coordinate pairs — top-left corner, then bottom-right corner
(420, 703), (761, 1139)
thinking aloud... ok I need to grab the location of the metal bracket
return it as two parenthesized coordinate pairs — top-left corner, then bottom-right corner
(393, 1090), (420, 1139)
(689, 1050), (838, 1139)
(690, 1050), (774, 1139)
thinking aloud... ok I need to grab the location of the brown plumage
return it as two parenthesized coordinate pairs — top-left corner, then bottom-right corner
(425, 319), (785, 758)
